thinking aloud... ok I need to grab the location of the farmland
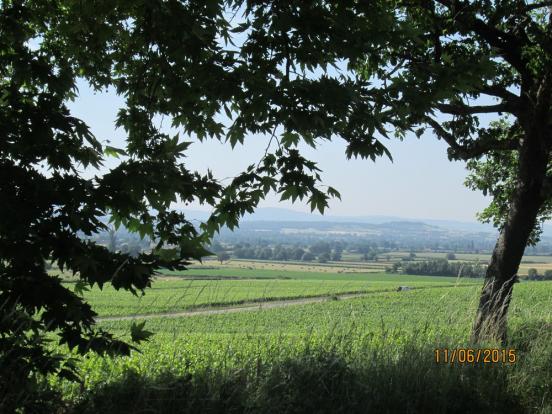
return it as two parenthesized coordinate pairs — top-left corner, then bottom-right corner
(180, 252), (552, 277)
(48, 263), (552, 413)
(79, 272), (467, 317)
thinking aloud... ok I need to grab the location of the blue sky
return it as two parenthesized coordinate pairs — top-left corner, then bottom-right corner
(70, 80), (491, 222)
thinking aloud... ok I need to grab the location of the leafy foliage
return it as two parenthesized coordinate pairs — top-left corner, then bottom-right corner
(1, 0), (376, 388)
(465, 123), (552, 245)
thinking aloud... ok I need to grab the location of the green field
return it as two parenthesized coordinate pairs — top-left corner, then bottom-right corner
(42, 262), (552, 413)
(79, 271), (469, 317)
(160, 266), (467, 281)
(50, 279), (552, 413)
(76, 281), (552, 350)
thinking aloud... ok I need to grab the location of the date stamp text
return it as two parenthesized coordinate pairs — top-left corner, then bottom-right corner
(434, 348), (516, 365)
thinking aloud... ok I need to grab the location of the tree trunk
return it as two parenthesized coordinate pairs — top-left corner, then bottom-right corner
(472, 217), (536, 344)
(472, 127), (549, 343)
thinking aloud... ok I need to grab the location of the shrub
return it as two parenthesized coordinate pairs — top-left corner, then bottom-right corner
(527, 268), (541, 280)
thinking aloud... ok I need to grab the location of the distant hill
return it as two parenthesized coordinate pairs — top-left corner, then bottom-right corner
(180, 206), (552, 240)
(181, 207), (497, 234)
(101, 207), (552, 253)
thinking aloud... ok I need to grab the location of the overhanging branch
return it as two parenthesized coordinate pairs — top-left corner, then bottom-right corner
(433, 0), (529, 78)
(436, 102), (518, 116)
(477, 85), (521, 102)
(425, 117), (519, 160)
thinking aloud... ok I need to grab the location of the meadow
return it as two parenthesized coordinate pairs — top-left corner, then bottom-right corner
(47, 264), (552, 413)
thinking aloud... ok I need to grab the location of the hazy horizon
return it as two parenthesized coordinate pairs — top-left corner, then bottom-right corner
(183, 205), (495, 225)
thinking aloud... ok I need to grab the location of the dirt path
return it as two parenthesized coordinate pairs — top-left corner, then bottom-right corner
(97, 292), (371, 322)
(97, 283), (474, 322)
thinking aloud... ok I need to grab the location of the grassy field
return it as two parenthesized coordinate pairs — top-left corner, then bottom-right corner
(45, 262), (552, 413)
(160, 266), (465, 281)
(79, 272), (469, 317)
(51, 251), (552, 284)
(187, 258), (388, 273)
(36, 255), (552, 412)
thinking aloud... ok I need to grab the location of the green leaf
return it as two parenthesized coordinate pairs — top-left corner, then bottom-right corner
(74, 280), (91, 296)
(327, 186), (341, 200)
(104, 146), (127, 158)
(130, 321), (154, 344)
(281, 131), (300, 147)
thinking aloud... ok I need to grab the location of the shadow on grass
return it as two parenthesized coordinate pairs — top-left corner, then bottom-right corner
(74, 346), (526, 414)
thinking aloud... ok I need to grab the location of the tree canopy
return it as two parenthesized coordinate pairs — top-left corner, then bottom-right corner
(3, 0), (552, 389)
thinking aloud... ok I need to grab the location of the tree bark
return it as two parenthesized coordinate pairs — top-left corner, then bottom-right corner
(472, 127), (549, 343)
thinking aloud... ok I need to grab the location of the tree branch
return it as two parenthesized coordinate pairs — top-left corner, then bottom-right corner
(433, 0), (529, 77)
(425, 117), (519, 160)
(436, 102), (519, 116)
(476, 85), (521, 102)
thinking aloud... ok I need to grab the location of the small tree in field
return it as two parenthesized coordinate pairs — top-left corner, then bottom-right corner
(446, 253), (457, 261)
(217, 252), (231, 264)
(528, 268), (540, 280)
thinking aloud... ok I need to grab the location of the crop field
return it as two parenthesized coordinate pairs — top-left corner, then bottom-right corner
(94, 282), (552, 341)
(160, 266), (465, 281)
(39, 254), (552, 413)
(54, 278), (552, 413)
(78, 272), (470, 317)
(49, 262), (552, 413)
(187, 258), (388, 273)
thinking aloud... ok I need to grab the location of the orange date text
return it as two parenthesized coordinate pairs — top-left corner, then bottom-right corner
(434, 348), (516, 365)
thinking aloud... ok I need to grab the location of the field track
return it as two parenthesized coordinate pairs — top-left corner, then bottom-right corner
(97, 284), (468, 322)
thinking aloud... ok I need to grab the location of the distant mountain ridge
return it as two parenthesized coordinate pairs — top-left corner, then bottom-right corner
(179, 206), (552, 239)
(182, 207), (498, 234)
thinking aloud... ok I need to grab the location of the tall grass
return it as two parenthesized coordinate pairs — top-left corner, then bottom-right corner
(72, 328), (552, 414)
(19, 281), (552, 412)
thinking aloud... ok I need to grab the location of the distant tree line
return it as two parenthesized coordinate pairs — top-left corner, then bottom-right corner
(387, 259), (486, 278)
(119, 229), (552, 258)
(217, 229), (511, 254)
(525, 268), (552, 281)
(211, 240), (344, 263)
